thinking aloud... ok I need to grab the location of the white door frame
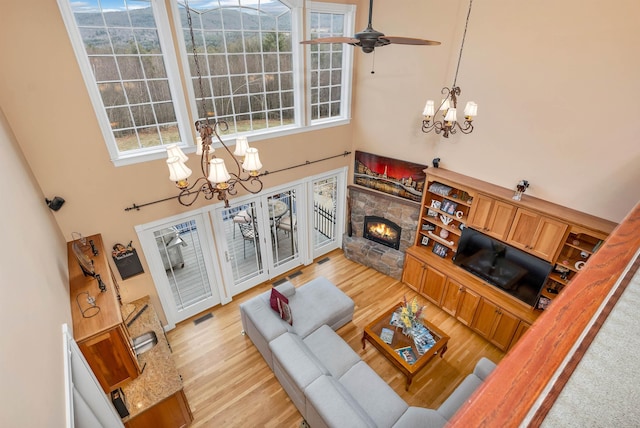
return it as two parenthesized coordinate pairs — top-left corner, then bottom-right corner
(308, 167), (347, 259)
(135, 209), (227, 329)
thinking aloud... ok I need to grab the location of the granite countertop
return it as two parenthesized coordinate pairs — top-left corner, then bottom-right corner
(120, 296), (184, 420)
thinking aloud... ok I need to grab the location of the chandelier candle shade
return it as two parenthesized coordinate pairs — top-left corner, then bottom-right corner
(166, 0), (264, 207)
(421, 0), (477, 138)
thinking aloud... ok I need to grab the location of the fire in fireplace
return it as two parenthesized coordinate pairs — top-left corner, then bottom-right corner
(363, 216), (402, 250)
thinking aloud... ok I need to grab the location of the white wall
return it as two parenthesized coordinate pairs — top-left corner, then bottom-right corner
(0, 108), (71, 427)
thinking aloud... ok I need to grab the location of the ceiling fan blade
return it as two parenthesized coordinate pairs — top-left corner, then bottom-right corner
(382, 36), (441, 46)
(300, 37), (360, 45)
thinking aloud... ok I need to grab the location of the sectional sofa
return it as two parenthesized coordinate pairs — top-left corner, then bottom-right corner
(239, 276), (496, 428)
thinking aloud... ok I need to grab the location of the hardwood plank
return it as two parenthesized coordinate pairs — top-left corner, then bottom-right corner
(167, 250), (505, 427)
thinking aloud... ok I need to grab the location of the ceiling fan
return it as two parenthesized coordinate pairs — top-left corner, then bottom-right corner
(301, 0), (441, 53)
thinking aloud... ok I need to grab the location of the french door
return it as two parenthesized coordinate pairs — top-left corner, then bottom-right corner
(210, 185), (304, 296)
(136, 213), (224, 328)
(310, 172), (344, 258)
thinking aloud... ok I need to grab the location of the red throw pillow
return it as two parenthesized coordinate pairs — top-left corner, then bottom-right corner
(270, 288), (293, 325)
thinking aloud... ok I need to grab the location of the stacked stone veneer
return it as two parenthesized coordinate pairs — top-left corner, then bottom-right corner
(343, 186), (420, 279)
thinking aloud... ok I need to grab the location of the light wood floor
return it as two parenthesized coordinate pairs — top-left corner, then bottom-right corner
(167, 249), (505, 427)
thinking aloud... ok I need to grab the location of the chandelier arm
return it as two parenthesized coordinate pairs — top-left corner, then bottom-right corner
(455, 121), (474, 135)
(176, 178), (216, 207)
(211, 121), (244, 177)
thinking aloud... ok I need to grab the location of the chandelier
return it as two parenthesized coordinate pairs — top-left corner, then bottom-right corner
(165, 0), (264, 208)
(421, 0), (477, 138)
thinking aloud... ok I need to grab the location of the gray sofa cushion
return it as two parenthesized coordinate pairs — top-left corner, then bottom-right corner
(304, 325), (361, 379)
(305, 375), (377, 428)
(287, 276), (355, 338)
(393, 407), (447, 428)
(340, 361), (409, 428)
(270, 332), (328, 414)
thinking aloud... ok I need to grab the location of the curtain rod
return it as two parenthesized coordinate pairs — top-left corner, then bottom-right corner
(124, 150), (351, 211)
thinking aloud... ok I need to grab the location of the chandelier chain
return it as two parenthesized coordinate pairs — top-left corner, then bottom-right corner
(452, 0), (473, 87)
(184, 0), (210, 124)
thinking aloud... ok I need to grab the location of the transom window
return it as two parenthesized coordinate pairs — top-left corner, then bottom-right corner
(178, 0), (295, 134)
(57, 0), (354, 166)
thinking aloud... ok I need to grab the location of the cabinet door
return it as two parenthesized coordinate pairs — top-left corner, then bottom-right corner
(422, 266), (446, 305)
(490, 309), (520, 351)
(125, 389), (193, 428)
(402, 254), (426, 293)
(79, 325), (139, 392)
(472, 299), (519, 351)
(468, 194), (516, 240)
(509, 321), (531, 350)
(529, 216), (568, 261)
(471, 299), (498, 338)
(456, 287), (481, 327)
(508, 208), (567, 261)
(440, 279), (463, 316)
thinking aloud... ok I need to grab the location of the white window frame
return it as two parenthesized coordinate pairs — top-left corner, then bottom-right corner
(57, 0), (354, 166)
(306, 1), (356, 126)
(56, 0), (193, 167)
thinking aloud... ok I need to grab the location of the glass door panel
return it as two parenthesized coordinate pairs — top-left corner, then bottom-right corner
(267, 189), (300, 272)
(137, 215), (222, 327)
(214, 201), (267, 296)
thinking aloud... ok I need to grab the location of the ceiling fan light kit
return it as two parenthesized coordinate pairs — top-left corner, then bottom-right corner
(422, 0), (478, 138)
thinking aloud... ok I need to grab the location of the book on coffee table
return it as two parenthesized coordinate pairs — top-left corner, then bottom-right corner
(395, 346), (417, 365)
(380, 327), (394, 344)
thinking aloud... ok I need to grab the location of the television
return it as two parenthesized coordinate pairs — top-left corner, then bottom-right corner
(453, 227), (552, 307)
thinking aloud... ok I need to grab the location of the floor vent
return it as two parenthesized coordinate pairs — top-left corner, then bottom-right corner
(194, 313), (213, 325)
(288, 270), (303, 279)
(273, 278), (288, 286)
(317, 257), (330, 264)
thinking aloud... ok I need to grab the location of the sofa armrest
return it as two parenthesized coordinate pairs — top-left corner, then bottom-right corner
(393, 407), (447, 428)
(473, 357), (497, 381)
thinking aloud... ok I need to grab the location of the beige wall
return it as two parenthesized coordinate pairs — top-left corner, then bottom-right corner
(352, 0), (640, 223)
(0, 1), (353, 321)
(0, 109), (71, 426)
(0, 0), (638, 424)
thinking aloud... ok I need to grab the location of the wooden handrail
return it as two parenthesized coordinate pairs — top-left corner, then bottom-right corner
(448, 201), (640, 427)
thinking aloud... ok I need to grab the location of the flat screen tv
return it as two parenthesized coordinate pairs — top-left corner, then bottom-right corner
(453, 227), (552, 307)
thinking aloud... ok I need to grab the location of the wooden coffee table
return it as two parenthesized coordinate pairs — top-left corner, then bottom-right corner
(362, 302), (450, 391)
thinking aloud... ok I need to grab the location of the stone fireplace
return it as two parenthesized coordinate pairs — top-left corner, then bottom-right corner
(343, 185), (420, 279)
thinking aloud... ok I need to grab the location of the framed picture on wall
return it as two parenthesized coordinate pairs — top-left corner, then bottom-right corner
(353, 151), (427, 203)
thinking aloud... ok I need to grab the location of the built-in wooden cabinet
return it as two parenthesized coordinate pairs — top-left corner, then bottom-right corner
(441, 278), (480, 327)
(510, 321), (531, 350)
(471, 299), (520, 351)
(401, 253), (445, 304)
(403, 168), (616, 352)
(402, 253), (427, 293)
(506, 208), (568, 262)
(124, 390), (193, 428)
(467, 194), (516, 241)
(68, 234), (140, 393)
(77, 324), (139, 392)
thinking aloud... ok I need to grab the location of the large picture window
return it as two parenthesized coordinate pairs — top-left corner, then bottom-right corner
(57, 0), (354, 165)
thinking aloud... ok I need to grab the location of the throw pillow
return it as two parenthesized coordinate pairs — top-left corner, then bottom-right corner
(270, 288), (293, 325)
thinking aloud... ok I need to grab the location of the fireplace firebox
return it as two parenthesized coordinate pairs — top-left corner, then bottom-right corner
(363, 216), (401, 250)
